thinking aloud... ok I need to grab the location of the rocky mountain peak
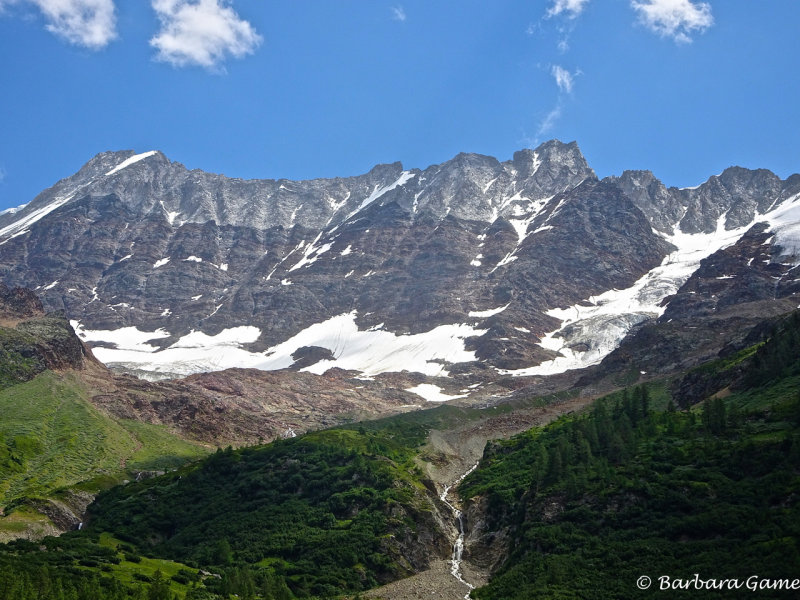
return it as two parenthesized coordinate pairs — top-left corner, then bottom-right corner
(510, 140), (596, 197)
(674, 166), (787, 233)
(364, 161), (405, 180)
(609, 169), (684, 233)
(80, 149), (166, 178)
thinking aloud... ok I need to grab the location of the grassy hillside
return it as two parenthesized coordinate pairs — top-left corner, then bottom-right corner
(0, 371), (210, 538)
(460, 315), (800, 599)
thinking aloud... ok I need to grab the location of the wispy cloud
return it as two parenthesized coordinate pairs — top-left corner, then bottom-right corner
(631, 0), (713, 44)
(535, 64), (579, 142)
(528, 0), (586, 144)
(0, 0), (116, 48)
(150, 0), (262, 69)
(546, 0), (590, 20)
(536, 103), (563, 139)
(551, 64), (575, 94)
(557, 31), (570, 53)
(542, 1), (590, 53)
(391, 5), (406, 23)
(0, 166), (6, 184)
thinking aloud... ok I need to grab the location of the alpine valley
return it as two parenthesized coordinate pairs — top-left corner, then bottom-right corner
(0, 141), (799, 599)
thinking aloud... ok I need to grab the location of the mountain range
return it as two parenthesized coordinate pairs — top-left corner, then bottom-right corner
(0, 140), (797, 404)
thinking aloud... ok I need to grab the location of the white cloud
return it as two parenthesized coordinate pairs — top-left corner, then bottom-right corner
(543, 2), (588, 52)
(546, 0), (590, 19)
(150, 0), (262, 69)
(0, 166), (6, 184)
(1, 0), (116, 48)
(534, 64), (579, 143)
(391, 5), (406, 22)
(537, 103), (563, 138)
(551, 64), (575, 94)
(631, 0), (713, 43)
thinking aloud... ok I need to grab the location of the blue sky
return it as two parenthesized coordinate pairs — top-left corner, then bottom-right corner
(0, 0), (798, 211)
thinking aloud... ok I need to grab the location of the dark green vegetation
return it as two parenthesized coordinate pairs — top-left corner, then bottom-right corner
(23, 427), (441, 599)
(0, 533), (198, 599)
(461, 311), (800, 599)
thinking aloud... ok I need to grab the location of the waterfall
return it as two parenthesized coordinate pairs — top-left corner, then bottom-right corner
(440, 463), (479, 599)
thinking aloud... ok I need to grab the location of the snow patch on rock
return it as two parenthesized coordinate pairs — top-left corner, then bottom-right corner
(406, 383), (467, 402)
(105, 151), (158, 177)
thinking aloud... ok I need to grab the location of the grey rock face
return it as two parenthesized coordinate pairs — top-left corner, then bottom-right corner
(0, 140), (797, 380)
(607, 170), (684, 233)
(674, 167), (790, 233)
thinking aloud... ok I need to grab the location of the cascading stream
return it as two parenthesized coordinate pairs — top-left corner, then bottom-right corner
(440, 463), (479, 599)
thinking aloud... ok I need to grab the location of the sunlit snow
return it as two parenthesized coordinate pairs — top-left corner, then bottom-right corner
(0, 192), (77, 240)
(262, 312), (485, 377)
(105, 151), (158, 177)
(72, 322), (171, 354)
(51, 181), (800, 384)
(159, 200), (181, 226)
(72, 321), (261, 378)
(346, 171), (415, 220)
(288, 235), (333, 271)
(491, 252), (517, 272)
(0, 203), (27, 216)
(763, 193), (800, 266)
(468, 303), (509, 318)
(73, 311), (485, 380)
(406, 383), (467, 402)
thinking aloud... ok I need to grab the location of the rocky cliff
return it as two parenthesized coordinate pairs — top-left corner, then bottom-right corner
(0, 141), (797, 395)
